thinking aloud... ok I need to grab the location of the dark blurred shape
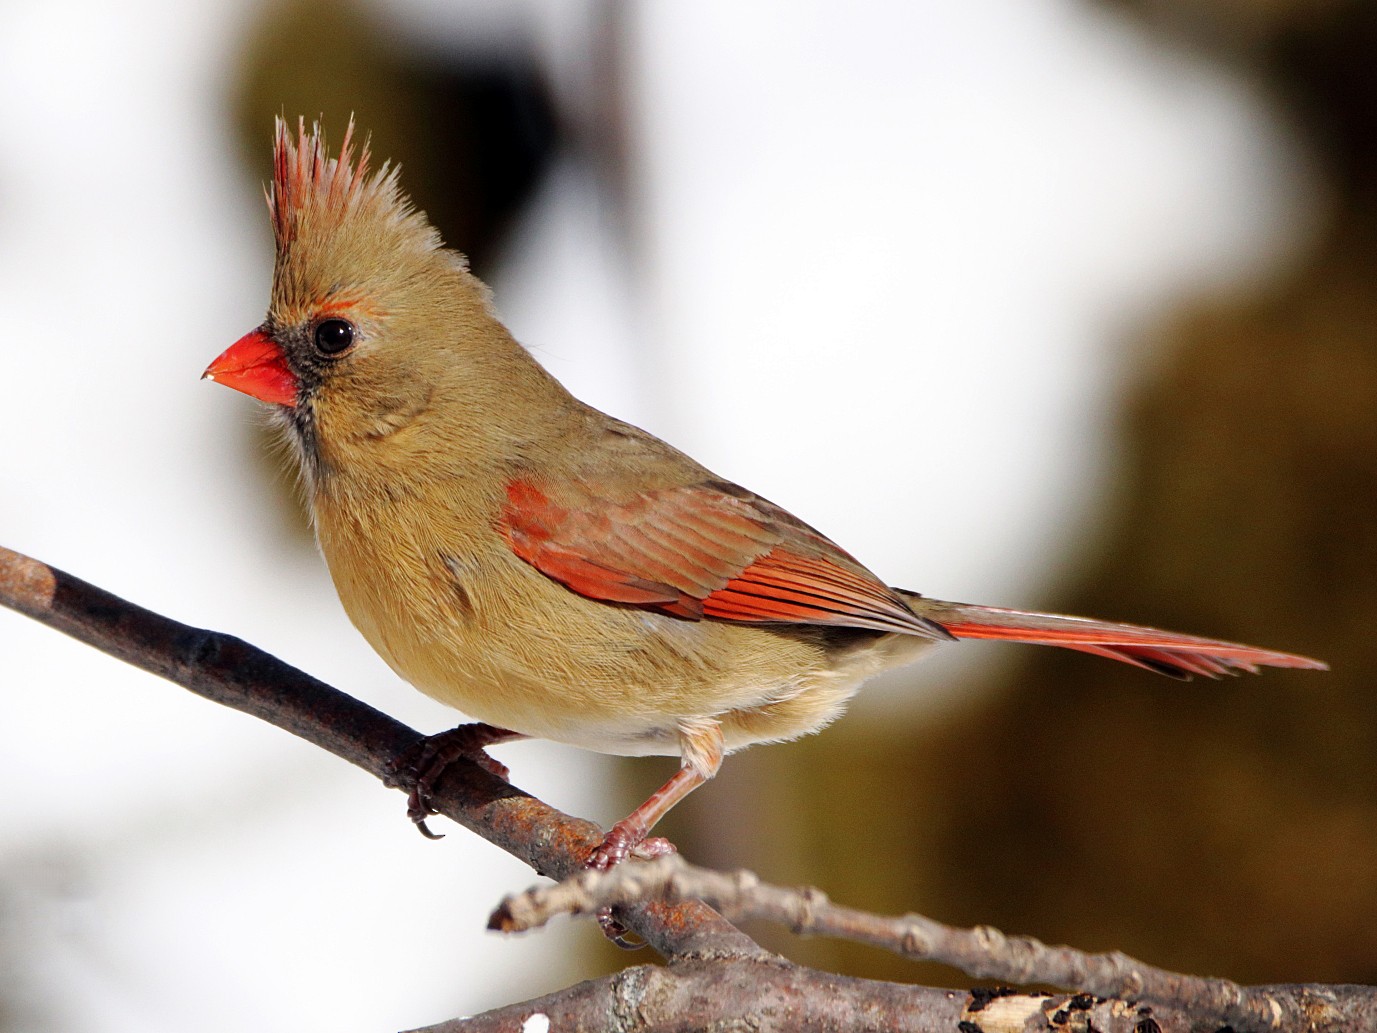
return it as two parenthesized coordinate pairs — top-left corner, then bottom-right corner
(227, 0), (561, 539)
(704, 0), (1377, 988)
(232, 0), (559, 278)
(1115, 2), (1377, 201)
(1270, 5), (1377, 202)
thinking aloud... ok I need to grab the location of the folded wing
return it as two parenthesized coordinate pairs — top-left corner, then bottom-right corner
(499, 478), (952, 639)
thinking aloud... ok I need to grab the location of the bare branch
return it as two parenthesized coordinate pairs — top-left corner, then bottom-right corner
(491, 854), (1377, 1032)
(0, 544), (759, 963)
(402, 961), (1163, 1033)
(6, 542), (1377, 1033)
(409, 961), (1356, 1033)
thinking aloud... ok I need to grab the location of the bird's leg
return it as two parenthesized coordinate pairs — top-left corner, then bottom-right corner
(589, 720), (723, 947)
(588, 766), (700, 871)
(384, 722), (527, 839)
(588, 719), (724, 870)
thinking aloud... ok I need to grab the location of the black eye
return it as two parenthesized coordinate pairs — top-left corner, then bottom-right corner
(314, 319), (355, 355)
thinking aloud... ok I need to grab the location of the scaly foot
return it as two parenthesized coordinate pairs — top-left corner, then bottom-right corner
(585, 822), (678, 948)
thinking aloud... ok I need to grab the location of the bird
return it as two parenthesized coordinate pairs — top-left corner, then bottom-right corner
(205, 118), (1326, 875)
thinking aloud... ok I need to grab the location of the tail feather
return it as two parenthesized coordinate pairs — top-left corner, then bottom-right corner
(910, 599), (1327, 680)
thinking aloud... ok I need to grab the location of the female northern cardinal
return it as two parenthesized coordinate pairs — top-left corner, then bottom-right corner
(206, 119), (1325, 871)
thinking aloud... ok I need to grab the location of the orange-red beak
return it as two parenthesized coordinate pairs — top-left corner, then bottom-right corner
(203, 329), (299, 407)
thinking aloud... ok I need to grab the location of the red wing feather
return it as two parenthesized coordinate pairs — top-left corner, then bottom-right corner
(499, 479), (950, 639)
(703, 551), (935, 633)
(497, 481), (1322, 676)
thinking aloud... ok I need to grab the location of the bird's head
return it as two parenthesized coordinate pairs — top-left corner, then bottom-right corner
(204, 118), (512, 488)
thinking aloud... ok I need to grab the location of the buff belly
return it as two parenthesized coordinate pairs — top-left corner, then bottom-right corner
(316, 502), (938, 759)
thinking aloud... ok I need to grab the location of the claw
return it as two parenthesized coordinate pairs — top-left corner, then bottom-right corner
(406, 786), (445, 840)
(596, 908), (647, 949)
(585, 829), (676, 946)
(631, 837), (677, 861)
(385, 723), (524, 839)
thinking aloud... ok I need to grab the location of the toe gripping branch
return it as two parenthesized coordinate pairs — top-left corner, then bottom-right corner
(385, 722), (524, 839)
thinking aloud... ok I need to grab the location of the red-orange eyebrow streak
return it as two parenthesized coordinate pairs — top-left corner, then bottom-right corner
(314, 296), (385, 320)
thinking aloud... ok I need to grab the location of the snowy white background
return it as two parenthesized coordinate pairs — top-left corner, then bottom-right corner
(0, 1), (1316, 1029)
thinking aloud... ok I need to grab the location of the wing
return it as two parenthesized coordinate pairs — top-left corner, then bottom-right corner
(498, 478), (951, 639)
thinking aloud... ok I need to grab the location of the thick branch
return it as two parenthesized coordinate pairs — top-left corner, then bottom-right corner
(403, 960), (979, 1033)
(0, 544), (758, 962)
(405, 962), (1305, 1033)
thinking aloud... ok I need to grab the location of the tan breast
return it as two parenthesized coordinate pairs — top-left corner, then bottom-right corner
(309, 479), (912, 757)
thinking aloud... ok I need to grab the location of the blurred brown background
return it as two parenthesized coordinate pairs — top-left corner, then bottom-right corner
(717, 0), (1377, 987)
(2, 1), (1371, 1028)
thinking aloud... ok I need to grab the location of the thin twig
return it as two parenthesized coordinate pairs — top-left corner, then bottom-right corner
(490, 854), (1377, 1031)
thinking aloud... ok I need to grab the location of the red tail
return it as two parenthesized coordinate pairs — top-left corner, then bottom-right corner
(912, 599), (1327, 679)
